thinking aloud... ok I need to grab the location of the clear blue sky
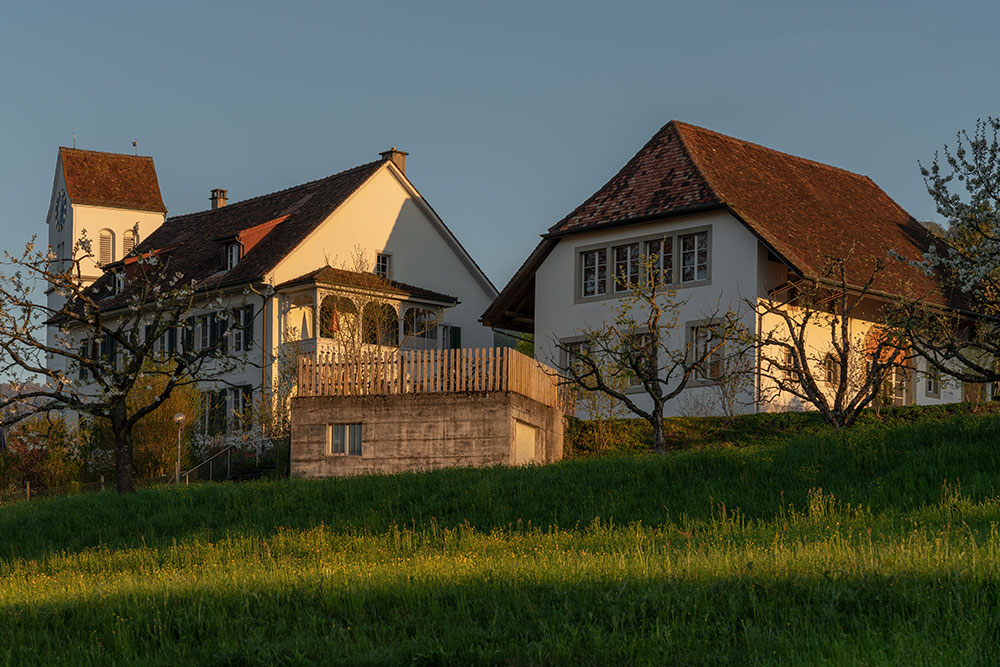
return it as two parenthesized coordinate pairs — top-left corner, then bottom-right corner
(2, 0), (997, 288)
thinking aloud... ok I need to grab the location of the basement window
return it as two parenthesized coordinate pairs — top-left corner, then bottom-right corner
(327, 423), (363, 456)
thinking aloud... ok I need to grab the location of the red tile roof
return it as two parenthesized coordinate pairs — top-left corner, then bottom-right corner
(484, 121), (956, 331)
(277, 266), (458, 304)
(59, 148), (166, 213)
(90, 161), (384, 309)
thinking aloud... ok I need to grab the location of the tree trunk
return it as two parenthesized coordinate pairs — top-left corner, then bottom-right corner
(652, 403), (667, 454)
(111, 405), (135, 494)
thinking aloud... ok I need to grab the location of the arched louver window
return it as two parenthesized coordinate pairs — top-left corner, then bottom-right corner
(99, 230), (115, 266)
(122, 230), (138, 256)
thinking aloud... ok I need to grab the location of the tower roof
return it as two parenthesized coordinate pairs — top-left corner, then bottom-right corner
(59, 147), (167, 214)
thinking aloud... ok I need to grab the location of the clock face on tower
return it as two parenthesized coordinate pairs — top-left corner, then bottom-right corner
(54, 190), (67, 231)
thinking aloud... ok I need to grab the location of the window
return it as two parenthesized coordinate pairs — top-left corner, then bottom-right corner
(226, 243), (242, 270)
(624, 332), (655, 386)
(229, 386), (253, 428)
(613, 243), (640, 292)
(112, 272), (125, 295)
(562, 339), (593, 377)
(123, 230), (138, 256)
(782, 347), (797, 381)
(926, 370), (941, 398)
(199, 315), (212, 350)
(441, 325), (461, 350)
(99, 230), (115, 266)
(203, 390), (228, 436)
(690, 323), (723, 381)
(319, 296), (357, 339)
(891, 367), (909, 405)
(645, 238), (673, 286)
(327, 423), (363, 456)
(233, 305), (254, 351)
(823, 354), (839, 384)
(581, 248), (607, 297)
(404, 307), (437, 340)
(374, 253), (391, 279)
(680, 231), (709, 283)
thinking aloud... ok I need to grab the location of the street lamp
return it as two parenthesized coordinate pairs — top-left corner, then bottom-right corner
(174, 413), (185, 484)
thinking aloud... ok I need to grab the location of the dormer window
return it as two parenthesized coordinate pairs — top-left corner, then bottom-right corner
(113, 272), (125, 295)
(226, 243), (242, 270)
(374, 253), (391, 279)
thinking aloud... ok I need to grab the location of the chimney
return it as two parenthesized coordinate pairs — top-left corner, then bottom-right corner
(379, 147), (408, 175)
(210, 188), (228, 210)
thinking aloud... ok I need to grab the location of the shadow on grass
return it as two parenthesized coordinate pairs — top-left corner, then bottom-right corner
(2, 572), (999, 666)
(3, 414), (1000, 563)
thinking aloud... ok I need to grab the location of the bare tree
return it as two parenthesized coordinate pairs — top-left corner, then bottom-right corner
(0, 237), (259, 493)
(556, 257), (745, 453)
(749, 255), (913, 428)
(902, 117), (1000, 385)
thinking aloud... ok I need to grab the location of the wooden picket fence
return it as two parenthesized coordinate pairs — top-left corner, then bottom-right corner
(297, 347), (563, 410)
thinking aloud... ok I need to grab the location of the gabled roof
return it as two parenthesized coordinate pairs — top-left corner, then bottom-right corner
(89, 160), (384, 309)
(59, 147), (167, 213)
(277, 265), (458, 305)
(484, 121), (954, 331)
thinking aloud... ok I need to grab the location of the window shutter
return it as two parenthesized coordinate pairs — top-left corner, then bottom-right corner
(449, 326), (462, 349)
(184, 317), (196, 352)
(123, 231), (137, 255)
(99, 231), (113, 265)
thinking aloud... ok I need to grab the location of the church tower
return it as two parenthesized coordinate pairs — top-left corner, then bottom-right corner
(45, 147), (167, 373)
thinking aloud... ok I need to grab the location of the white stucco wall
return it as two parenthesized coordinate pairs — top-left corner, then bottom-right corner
(268, 164), (497, 349)
(534, 210), (760, 418)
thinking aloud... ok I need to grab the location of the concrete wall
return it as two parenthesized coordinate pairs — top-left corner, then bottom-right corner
(291, 391), (563, 478)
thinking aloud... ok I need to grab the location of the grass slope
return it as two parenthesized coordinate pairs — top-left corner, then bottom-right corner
(2, 413), (1000, 665)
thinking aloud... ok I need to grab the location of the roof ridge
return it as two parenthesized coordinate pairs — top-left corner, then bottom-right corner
(671, 120), (872, 182)
(165, 159), (383, 223)
(59, 146), (155, 161)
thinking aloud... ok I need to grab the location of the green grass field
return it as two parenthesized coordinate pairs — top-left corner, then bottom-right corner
(3, 411), (1000, 665)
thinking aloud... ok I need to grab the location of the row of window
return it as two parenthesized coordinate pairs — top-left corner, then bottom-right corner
(76, 306), (255, 381)
(97, 229), (140, 266)
(578, 229), (710, 299)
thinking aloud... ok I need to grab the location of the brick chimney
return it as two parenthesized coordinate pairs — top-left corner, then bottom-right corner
(379, 147), (408, 175)
(210, 188), (228, 210)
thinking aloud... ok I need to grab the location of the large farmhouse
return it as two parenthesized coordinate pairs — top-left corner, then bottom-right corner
(44, 146), (498, 436)
(483, 121), (969, 417)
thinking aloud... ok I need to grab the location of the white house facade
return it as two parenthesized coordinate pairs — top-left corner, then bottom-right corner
(483, 121), (968, 418)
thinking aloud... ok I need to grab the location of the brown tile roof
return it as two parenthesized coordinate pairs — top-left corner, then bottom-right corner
(59, 148), (166, 213)
(484, 121), (956, 331)
(277, 266), (458, 304)
(90, 160), (384, 309)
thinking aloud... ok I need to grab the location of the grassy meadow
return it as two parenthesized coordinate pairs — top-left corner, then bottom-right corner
(2, 410), (1000, 665)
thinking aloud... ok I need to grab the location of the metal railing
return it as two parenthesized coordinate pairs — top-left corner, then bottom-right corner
(177, 444), (239, 484)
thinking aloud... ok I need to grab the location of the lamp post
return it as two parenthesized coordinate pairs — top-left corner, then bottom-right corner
(174, 413), (185, 484)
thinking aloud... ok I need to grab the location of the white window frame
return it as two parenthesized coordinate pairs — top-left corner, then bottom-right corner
(580, 248), (607, 298)
(612, 243), (640, 293)
(226, 243), (242, 270)
(374, 253), (391, 279)
(679, 230), (709, 284)
(687, 320), (724, 386)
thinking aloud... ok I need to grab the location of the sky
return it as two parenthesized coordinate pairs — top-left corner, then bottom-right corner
(2, 0), (998, 290)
